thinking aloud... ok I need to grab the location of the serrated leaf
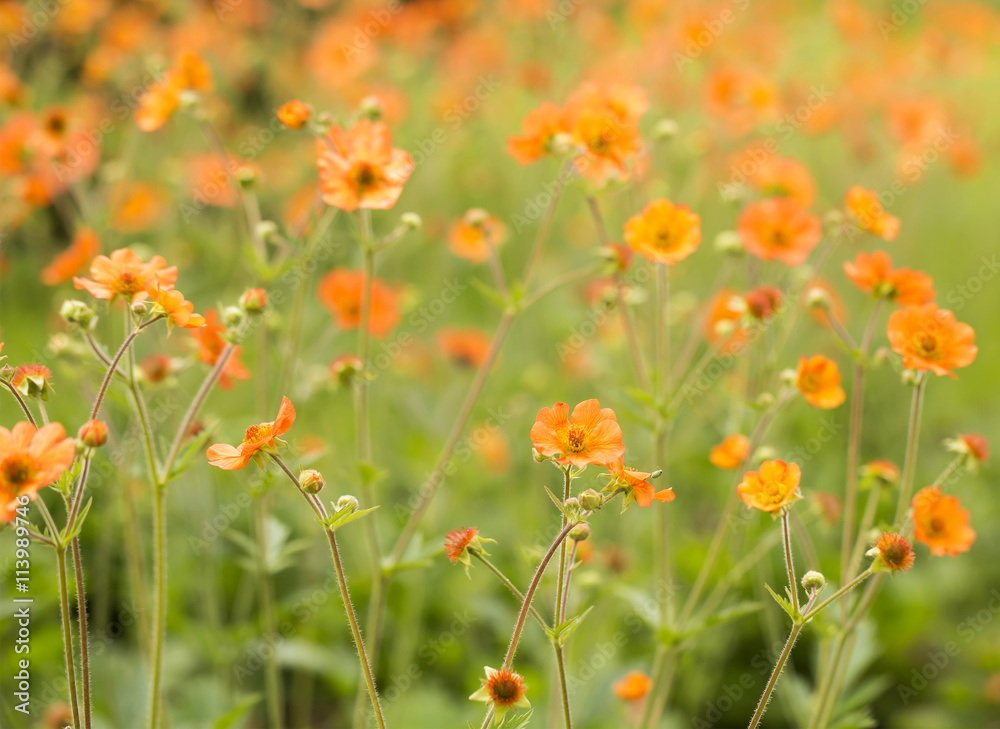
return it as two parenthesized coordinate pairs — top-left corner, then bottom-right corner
(323, 505), (379, 533)
(53, 460), (83, 497)
(62, 498), (92, 544)
(765, 583), (796, 619)
(545, 606), (594, 646)
(498, 708), (533, 728)
(212, 693), (262, 729)
(542, 486), (570, 518)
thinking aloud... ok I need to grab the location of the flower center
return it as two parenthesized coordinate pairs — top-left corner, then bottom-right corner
(565, 425), (587, 453)
(914, 332), (939, 358)
(350, 162), (379, 189)
(928, 516), (946, 535)
(114, 271), (144, 295)
(243, 422), (273, 446)
(488, 674), (521, 706)
(769, 227), (789, 248)
(1, 454), (34, 487)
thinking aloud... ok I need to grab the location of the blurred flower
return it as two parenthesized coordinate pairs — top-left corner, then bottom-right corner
(316, 119), (413, 211)
(447, 208), (506, 263)
(738, 459), (802, 512)
(871, 532), (915, 573)
(140, 354), (173, 383)
(863, 459), (900, 486)
(136, 50), (213, 132)
(530, 399), (626, 469)
(710, 434), (750, 470)
(624, 198), (701, 265)
(744, 285), (783, 321)
(844, 186), (900, 241)
(507, 102), (569, 164)
(738, 198), (821, 266)
(613, 671), (652, 701)
(703, 288), (747, 353)
(911, 486), (975, 556)
(276, 100), (312, 130)
(437, 327), (491, 368)
(12, 364), (54, 400)
(803, 278), (847, 330)
(812, 492), (842, 525)
(750, 155), (816, 208)
(796, 355), (846, 409)
(145, 281), (206, 329)
(887, 303), (977, 377)
(317, 268), (400, 338)
(0, 422), (75, 521)
(108, 181), (169, 233)
(956, 434), (988, 464)
(191, 309), (251, 389)
(207, 396), (296, 470)
(469, 667), (529, 718)
(608, 456), (674, 507)
(843, 251), (934, 305)
(565, 81), (647, 184)
(41, 229), (101, 286)
(73, 248), (177, 304)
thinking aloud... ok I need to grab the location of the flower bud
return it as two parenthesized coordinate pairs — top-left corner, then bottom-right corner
(0, 364), (13, 381)
(713, 230), (744, 255)
(579, 489), (602, 511)
(336, 495), (359, 513)
(801, 570), (826, 593)
(901, 369), (920, 386)
(651, 118), (679, 141)
(569, 523), (592, 542)
(222, 305), (247, 330)
(60, 299), (96, 329)
(239, 288), (268, 314)
(755, 392), (775, 409)
(78, 420), (109, 448)
(131, 301), (150, 316)
(299, 469), (325, 494)
(359, 95), (383, 121)
(178, 89), (200, 110)
(235, 164), (257, 187)
(400, 212), (422, 230)
(804, 286), (832, 311)
(548, 131), (576, 157)
(823, 209), (845, 233)
(713, 319), (737, 338)
(256, 220), (279, 243)
(532, 448), (547, 463)
(778, 368), (798, 388)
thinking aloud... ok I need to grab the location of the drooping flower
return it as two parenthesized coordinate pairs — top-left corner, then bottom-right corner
(710, 434), (750, 470)
(843, 250), (934, 306)
(11, 364), (54, 400)
(607, 457), (674, 507)
(316, 268), (400, 338)
(624, 198), (701, 265)
(437, 328), (491, 368)
(207, 396), (296, 470)
(41, 228), (101, 285)
(276, 100), (312, 130)
(145, 281), (206, 329)
(506, 102), (570, 165)
(870, 532), (915, 573)
(73, 247), (177, 303)
(444, 526), (495, 577)
(844, 185), (900, 241)
(911, 486), (975, 556)
(738, 198), (822, 266)
(530, 399), (626, 469)
(191, 309), (250, 389)
(796, 355), (846, 409)
(447, 208), (506, 263)
(469, 667), (530, 718)
(0, 422), (75, 522)
(863, 459), (900, 486)
(316, 118), (413, 211)
(737, 459), (802, 513)
(948, 433), (989, 466)
(887, 303), (977, 377)
(613, 671), (653, 701)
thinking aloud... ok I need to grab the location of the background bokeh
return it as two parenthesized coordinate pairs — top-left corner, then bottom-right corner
(1, 1), (998, 728)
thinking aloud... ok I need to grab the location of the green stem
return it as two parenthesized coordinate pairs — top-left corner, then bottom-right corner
(255, 491), (283, 729)
(552, 468), (573, 729)
(148, 485), (167, 729)
(56, 546), (82, 729)
(71, 536), (93, 729)
(781, 510), (800, 615)
(892, 374), (927, 527)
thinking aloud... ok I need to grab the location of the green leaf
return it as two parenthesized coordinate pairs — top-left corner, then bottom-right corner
(52, 460), (83, 498)
(545, 606), (594, 647)
(323, 505), (379, 533)
(498, 708), (533, 728)
(212, 693), (262, 729)
(167, 428), (215, 481)
(765, 583), (796, 619)
(470, 277), (508, 310)
(61, 498), (92, 545)
(677, 601), (762, 641)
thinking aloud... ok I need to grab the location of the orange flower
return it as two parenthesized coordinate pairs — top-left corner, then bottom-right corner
(12, 364), (54, 400)
(73, 247), (177, 303)
(437, 328), (491, 368)
(710, 434), (750, 470)
(470, 667), (530, 717)
(845, 185), (900, 241)
(445, 527), (480, 563)
(317, 268), (400, 338)
(750, 155), (817, 208)
(608, 457), (674, 507)
(207, 396), (296, 470)
(796, 355), (846, 409)
(863, 459), (900, 486)
(145, 281), (206, 329)
(136, 50), (213, 132)
(448, 208), (506, 263)
(958, 434), (988, 464)
(565, 82), (646, 184)
(530, 399), (626, 469)
(624, 198), (701, 265)
(613, 671), (653, 701)
(738, 198), (822, 266)
(744, 285), (783, 321)
(703, 288), (747, 354)
(41, 229), (101, 285)
(843, 251), (934, 306)
(191, 309), (251, 389)
(872, 532), (915, 573)
(108, 181), (168, 233)
(0, 422), (75, 522)
(911, 485), (975, 556)
(737, 459), (802, 513)
(277, 100), (312, 130)
(316, 118), (413, 212)
(887, 303), (977, 377)
(507, 102), (569, 165)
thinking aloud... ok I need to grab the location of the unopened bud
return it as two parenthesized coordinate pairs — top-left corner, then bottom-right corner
(804, 287), (831, 311)
(533, 448), (547, 463)
(779, 368), (797, 388)
(801, 570), (826, 593)
(870, 347), (890, 367)
(579, 489), (601, 510)
(299, 469), (325, 494)
(569, 523), (591, 542)
(901, 369), (920, 386)
(336, 495), (359, 513)
(235, 165), (257, 187)
(60, 299), (96, 329)
(564, 497), (580, 513)
(256, 220), (279, 243)
(755, 392), (775, 409)
(400, 212), (422, 230)
(178, 89), (200, 110)
(713, 319), (737, 338)
(358, 95), (383, 121)
(714, 230), (744, 255)
(651, 118), (679, 141)
(222, 305), (246, 330)
(78, 420), (108, 448)
(239, 288), (268, 314)
(548, 131), (576, 157)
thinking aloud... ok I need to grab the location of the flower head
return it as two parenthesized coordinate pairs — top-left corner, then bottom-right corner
(437, 328), (491, 368)
(870, 532), (915, 573)
(613, 671), (652, 701)
(316, 118), (413, 211)
(448, 208), (506, 263)
(750, 155), (816, 208)
(12, 364), (54, 400)
(41, 229), (100, 286)
(744, 286), (783, 321)
(276, 100), (312, 130)
(507, 102), (570, 165)
(862, 459), (900, 487)
(710, 434), (750, 470)
(946, 433), (989, 470)
(73, 247), (177, 303)
(624, 198), (701, 265)
(845, 185), (900, 241)
(207, 397), (296, 470)
(0, 422), (75, 522)
(317, 268), (400, 338)
(444, 526), (495, 576)
(470, 666), (530, 718)
(796, 355), (846, 409)
(135, 50), (213, 132)
(565, 82), (646, 185)
(911, 486), (975, 556)
(145, 281), (206, 329)
(608, 457), (674, 508)
(843, 250), (934, 306)
(530, 399), (626, 469)
(887, 303), (977, 378)
(738, 198), (821, 266)
(738, 459), (802, 513)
